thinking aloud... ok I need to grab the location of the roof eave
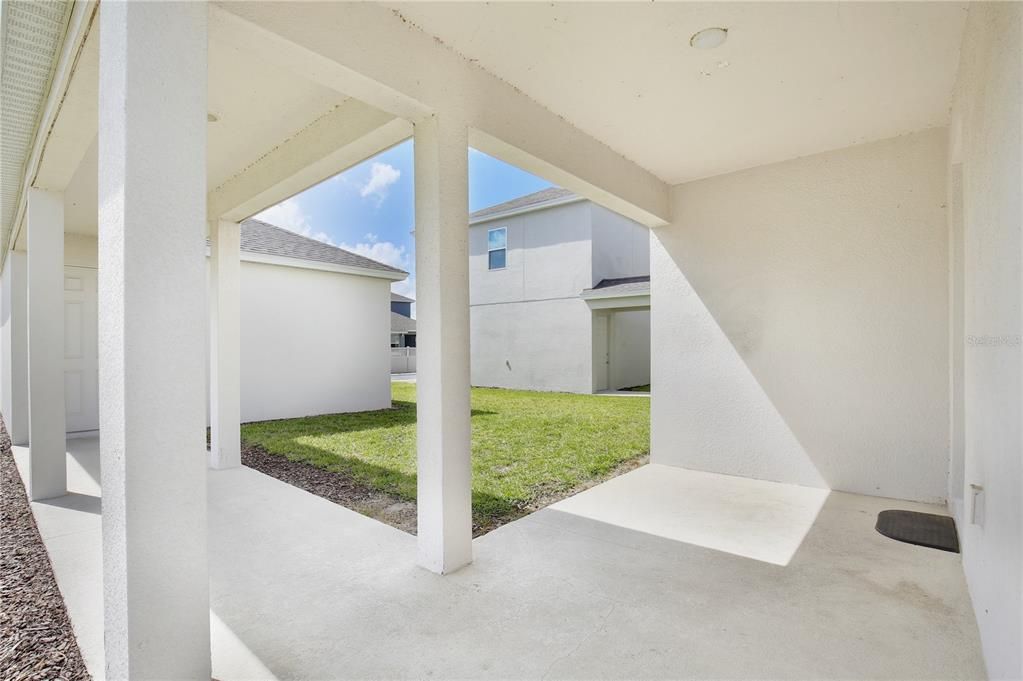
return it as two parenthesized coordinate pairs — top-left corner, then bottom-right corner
(469, 195), (586, 225)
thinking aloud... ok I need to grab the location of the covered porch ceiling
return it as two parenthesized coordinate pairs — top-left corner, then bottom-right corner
(389, 2), (967, 185)
(12, 2), (967, 252)
(14, 5), (409, 249)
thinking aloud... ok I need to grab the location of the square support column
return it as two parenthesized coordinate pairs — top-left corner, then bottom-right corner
(26, 188), (66, 501)
(413, 114), (473, 574)
(2, 250), (29, 445)
(209, 219), (241, 470)
(98, 2), (211, 678)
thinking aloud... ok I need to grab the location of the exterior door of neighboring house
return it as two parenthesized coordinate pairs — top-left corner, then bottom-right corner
(64, 266), (99, 433)
(592, 312), (610, 392)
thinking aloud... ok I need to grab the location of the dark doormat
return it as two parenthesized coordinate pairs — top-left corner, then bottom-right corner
(876, 510), (960, 553)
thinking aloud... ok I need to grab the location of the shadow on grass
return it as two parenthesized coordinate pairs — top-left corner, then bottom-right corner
(248, 436), (519, 533)
(243, 400), (496, 436)
(241, 401), (512, 533)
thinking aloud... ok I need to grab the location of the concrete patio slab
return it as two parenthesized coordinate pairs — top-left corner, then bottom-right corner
(15, 437), (986, 680)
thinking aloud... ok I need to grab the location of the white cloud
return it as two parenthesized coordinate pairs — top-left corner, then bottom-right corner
(340, 239), (409, 271)
(359, 162), (401, 203)
(255, 198), (334, 245)
(364, 232), (379, 243)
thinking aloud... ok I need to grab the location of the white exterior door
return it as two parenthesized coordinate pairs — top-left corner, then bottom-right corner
(64, 266), (99, 432)
(592, 312), (610, 392)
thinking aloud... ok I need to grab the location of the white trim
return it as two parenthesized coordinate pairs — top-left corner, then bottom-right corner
(486, 226), (507, 270)
(5, 2), (97, 262)
(239, 250), (408, 281)
(583, 293), (651, 311)
(470, 195), (586, 225)
(580, 285), (651, 300)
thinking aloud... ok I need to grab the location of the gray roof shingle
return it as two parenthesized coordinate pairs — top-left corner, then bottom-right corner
(240, 219), (406, 275)
(390, 292), (414, 303)
(391, 311), (417, 334)
(470, 187), (577, 221)
(581, 276), (650, 297)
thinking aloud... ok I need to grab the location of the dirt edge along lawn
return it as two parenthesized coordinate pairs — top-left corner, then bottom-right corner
(241, 382), (650, 536)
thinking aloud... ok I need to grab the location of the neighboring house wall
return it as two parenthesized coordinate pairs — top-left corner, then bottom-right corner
(948, 4), (1022, 678)
(470, 201), (593, 304)
(469, 201), (595, 393)
(651, 128), (949, 501)
(590, 203), (650, 286)
(239, 260), (391, 421)
(391, 300), (412, 317)
(472, 299), (592, 393)
(44, 233), (393, 429)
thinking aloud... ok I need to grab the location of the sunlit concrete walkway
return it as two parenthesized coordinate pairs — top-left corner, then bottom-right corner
(15, 437), (985, 680)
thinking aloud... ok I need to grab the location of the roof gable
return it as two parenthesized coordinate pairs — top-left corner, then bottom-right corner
(240, 219), (406, 276)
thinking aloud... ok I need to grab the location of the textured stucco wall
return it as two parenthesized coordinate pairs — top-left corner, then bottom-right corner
(651, 129), (949, 500)
(469, 201), (592, 304)
(589, 203), (650, 286)
(470, 297), (592, 393)
(239, 261), (392, 421)
(469, 201), (594, 392)
(948, 3), (1022, 677)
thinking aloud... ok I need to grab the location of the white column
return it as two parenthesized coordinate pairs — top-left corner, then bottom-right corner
(26, 189), (66, 501)
(413, 114), (473, 574)
(209, 219), (241, 470)
(1, 251), (29, 445)
(98, 2), (210, 678)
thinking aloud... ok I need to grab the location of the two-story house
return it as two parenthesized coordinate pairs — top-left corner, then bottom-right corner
(469, 187), (650, 393)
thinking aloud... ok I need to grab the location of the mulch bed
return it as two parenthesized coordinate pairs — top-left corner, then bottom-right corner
(0, 418), (90, 681)
(242, 443), (649, 538)
(242, 444), (420, 535)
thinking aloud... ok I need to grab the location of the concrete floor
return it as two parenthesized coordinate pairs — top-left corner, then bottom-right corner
(15, 438), (986, 680)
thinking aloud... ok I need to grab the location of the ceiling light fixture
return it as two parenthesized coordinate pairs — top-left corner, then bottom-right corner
(690, 27), (728, 50)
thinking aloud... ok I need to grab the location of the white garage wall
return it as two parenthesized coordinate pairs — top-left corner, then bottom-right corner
(610, 309), (650, 390)
(239, 261), (392, 422)
(948, 4), (1022, 677)
(651, 128), (949, 500)
(471, 298), (592, 393)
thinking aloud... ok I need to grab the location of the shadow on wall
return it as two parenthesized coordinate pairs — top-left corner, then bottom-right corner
(650, 130), (950, 503)
(650, 253), (828, 490)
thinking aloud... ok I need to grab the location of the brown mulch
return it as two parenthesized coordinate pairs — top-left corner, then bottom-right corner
(0, 417), (90, 681)
(242, 443), (650, 538)
(241, 444), (420, 535)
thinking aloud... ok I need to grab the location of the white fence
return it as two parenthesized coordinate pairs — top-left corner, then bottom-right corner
(391, 347), (416, 374)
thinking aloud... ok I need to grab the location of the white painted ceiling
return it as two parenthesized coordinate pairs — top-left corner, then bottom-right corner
(390, 2), (968, 184)
(35, 24), (350, 242)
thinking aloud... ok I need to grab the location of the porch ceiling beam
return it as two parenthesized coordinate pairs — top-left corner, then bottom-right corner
(208, 98), (411, 222)
(209, 2), (670, 228)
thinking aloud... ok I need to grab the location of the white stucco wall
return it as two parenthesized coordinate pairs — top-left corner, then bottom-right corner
(469, 201), (593, 304)
(651, 128), (949, 501)
(469, 201), (594, 392)
(609, 309), (650, 390)
(50, 237), (391, 431)
(0, 252), (28, 444)
(238, 260), (392, 422)
(589, 203), (650, 286)
(948, 4), (1022, 677)
(470, 297), (592, 393)
(64, 233), (97, 268)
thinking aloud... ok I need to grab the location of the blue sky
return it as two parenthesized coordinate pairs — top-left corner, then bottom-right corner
(255, 140), (553, 302)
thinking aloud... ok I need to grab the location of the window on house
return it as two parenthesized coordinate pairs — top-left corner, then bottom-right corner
(488, 227), (507, 270)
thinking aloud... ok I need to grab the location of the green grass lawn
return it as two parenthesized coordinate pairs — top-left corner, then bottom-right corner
(241, 382), (650, 530)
